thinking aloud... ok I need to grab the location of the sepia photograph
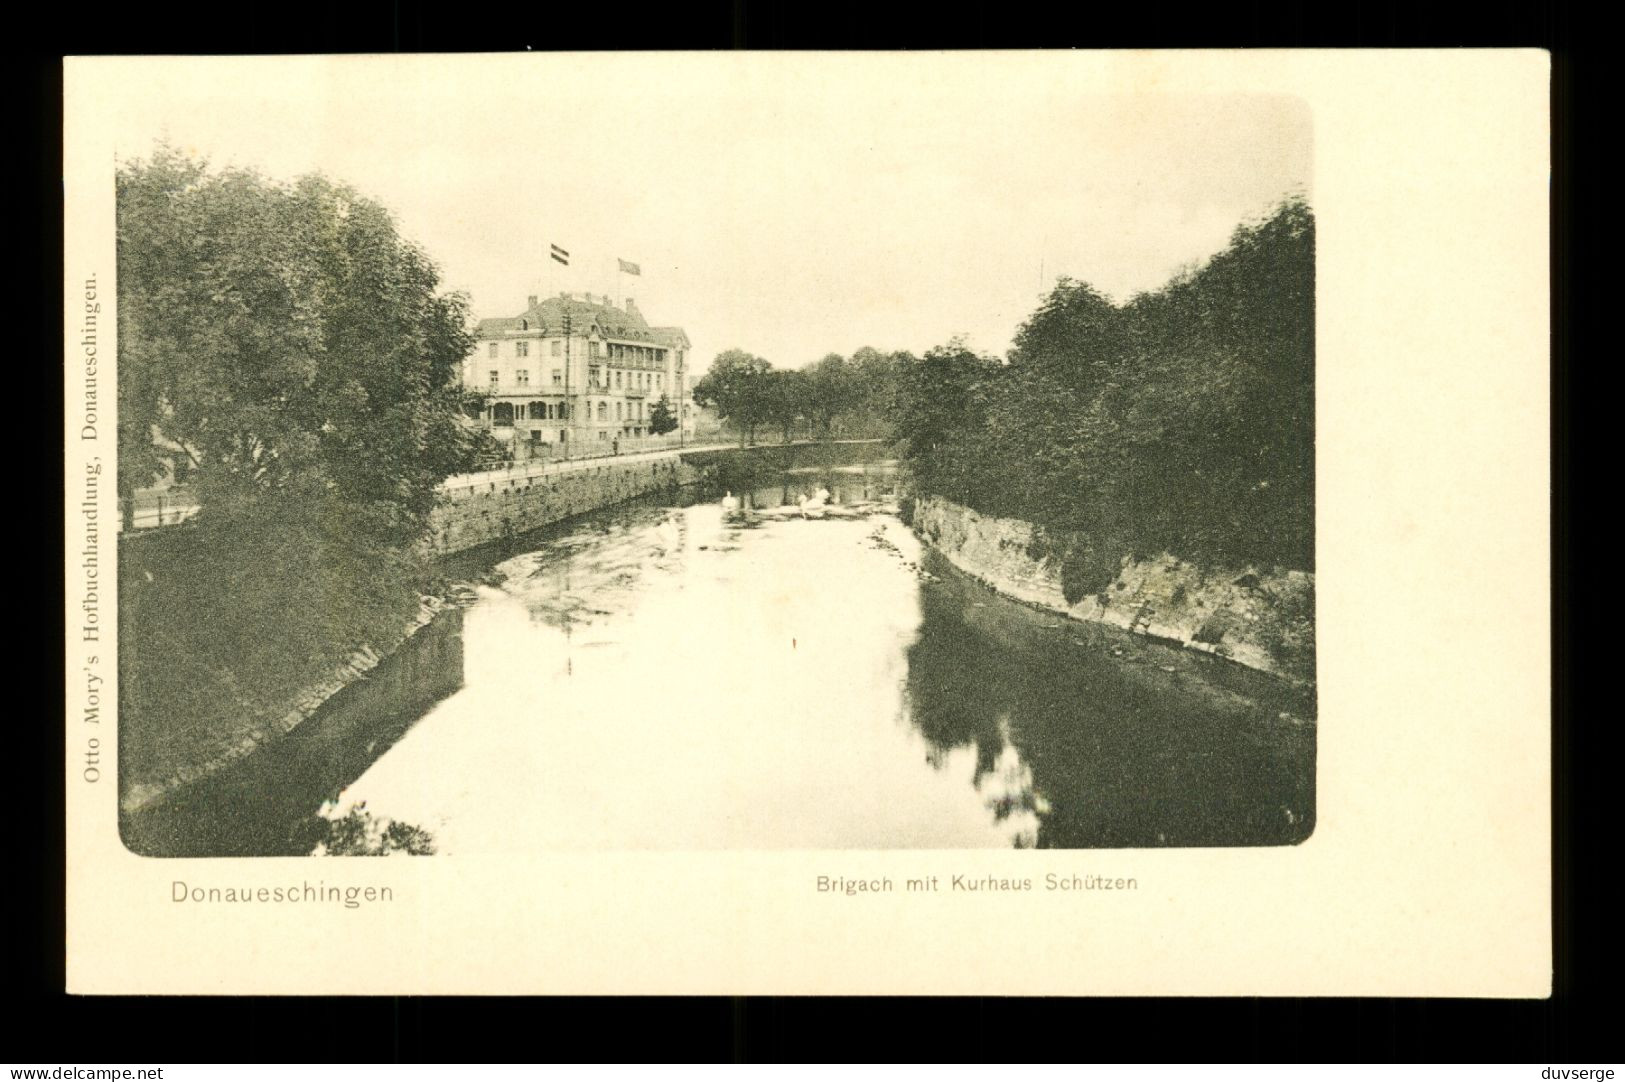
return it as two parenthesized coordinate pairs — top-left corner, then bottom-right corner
(63, 50), (1550, 998)
(105, 69), (1314, 858)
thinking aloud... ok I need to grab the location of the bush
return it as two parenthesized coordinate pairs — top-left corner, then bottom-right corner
(1058, 541), (1122, 606)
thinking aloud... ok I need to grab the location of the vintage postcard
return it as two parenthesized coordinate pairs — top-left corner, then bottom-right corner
(63, 50), (1550, 995)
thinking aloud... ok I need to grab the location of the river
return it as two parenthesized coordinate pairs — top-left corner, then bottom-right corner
(318, 464), (1314, 852)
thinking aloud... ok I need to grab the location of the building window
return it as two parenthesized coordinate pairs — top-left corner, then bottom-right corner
(488, 370), (499, 386)
(517, 369), (529, 385)
(615, 371), (622, 388)
(616, 402), (623, 421)
(492, 402), (515, 424)
(597, 402), (608, 421)
(516, 340), (530, 357)
(589, 341), (600, 358)
(552, 369), (562, 386)
(488, 342), (499, 358)
(552, 340), (562, 357)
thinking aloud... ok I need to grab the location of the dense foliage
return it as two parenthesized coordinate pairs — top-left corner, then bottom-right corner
(691, 346), (905, 445)
(647, 393), (679, 435)
(894, 198), (1314, 579)
(691, 349), (773, 445)
(117, 146), (483, 776)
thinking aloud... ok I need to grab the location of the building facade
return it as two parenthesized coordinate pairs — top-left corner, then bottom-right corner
(465, 293), (691, 455)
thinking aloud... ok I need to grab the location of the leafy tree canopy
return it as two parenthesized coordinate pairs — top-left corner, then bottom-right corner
(896, 198), (1315, 573)
(117, 145), (486, 774)
(118, 144), (481, 549)
(692, 348), (773, 445)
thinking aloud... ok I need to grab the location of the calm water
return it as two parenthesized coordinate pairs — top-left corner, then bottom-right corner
(322, 467), (1314, 851)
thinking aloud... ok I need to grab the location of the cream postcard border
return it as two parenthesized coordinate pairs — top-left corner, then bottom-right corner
(63, 50), (1552, 996)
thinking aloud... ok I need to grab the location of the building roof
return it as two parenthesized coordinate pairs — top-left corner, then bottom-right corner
(475, 293), (685, 347)
(648, 326), (691, 350)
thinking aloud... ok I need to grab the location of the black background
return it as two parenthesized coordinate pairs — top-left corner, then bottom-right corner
(20, 0), (1590, 1062)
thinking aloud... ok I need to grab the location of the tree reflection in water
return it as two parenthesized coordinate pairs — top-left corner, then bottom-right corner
(903, 551), (1315, 849)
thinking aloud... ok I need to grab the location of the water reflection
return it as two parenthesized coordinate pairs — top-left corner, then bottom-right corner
(904, 555), (1314, 847)
(323, 465), (1312, 852)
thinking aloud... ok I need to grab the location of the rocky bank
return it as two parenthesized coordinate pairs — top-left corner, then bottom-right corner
(909, 496), (1315, 687)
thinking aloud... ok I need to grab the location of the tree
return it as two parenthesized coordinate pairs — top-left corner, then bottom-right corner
(116, 144), (484, 754)
(1009, 278), (1129, 398)
(848, 346), (901, 437)
(804, 353), (860, 438)
(692, 349), (773, 446)
(893, 338), (997, 497)
(119, 146), (481, 546)
(762, 368), (810, 444)
(648, 394), (679, 436)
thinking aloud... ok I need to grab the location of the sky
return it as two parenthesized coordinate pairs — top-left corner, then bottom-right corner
(105, 54), (1310, 375)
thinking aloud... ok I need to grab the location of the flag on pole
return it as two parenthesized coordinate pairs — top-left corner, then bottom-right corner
(551, 244), (570, 266)
(618, 258), (641, 276)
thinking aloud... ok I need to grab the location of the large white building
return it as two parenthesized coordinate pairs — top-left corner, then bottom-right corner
(465, 293), (692, 454)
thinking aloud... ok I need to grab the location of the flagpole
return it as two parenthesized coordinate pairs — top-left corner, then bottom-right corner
(549, 241), (573, 460)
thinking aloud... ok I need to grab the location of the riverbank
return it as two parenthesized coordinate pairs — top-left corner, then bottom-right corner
(907, 496), (1315, 689)
(120, 599), (464, 856)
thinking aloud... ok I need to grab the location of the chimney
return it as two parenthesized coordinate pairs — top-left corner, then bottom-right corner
(624, 297), (638, 315)
(527, 294), (538, 309)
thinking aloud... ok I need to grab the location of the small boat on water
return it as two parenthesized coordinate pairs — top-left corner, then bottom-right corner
(720, 491), (740, 513)
(798, 493), (827, 519)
